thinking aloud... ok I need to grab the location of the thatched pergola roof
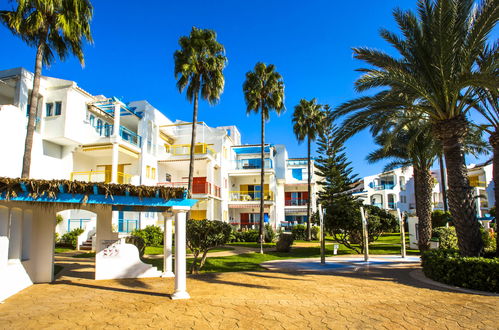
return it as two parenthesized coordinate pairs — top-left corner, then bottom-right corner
(0, 177), (184, 202)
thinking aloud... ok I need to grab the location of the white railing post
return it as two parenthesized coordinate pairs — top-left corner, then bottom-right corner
(171, 207), (190, 300)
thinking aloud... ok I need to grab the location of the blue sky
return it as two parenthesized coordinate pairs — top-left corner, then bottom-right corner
(0, 0), (494, 177)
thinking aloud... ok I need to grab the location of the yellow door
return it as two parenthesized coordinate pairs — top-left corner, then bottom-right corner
(118, 164), (125, 184)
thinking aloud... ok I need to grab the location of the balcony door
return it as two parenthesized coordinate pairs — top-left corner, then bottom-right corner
(97, 164), (125, 184)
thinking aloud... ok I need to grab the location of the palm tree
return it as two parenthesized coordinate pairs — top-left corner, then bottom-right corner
(174, 27), (227, 198)
(292, 98), (325, 241)
(243, 62), (285, 253)
(1, 0), (93, 178)
(473, 42), (499, 256)
(333, 0), (498, 256)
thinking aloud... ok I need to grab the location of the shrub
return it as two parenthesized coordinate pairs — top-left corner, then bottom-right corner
(431, 210), (453, 228)
(481, 227), (496, 253)
(187, 220), (232, 273)
(56, 214), (64, 226)
(231, 229), (260, 242)
(125, 235), (146, 258)
(421, 249), (499, 293)
(291, 224), (307, 240)
(60, 228), (84, 249)
(264, 224), (276, 243)
(276, 232), (294, 252)
(432, 226), (458, 250)
(311, 226), (320, 240)
(131, 225), (163, 246)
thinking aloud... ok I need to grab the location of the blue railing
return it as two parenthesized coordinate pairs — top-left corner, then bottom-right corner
(119, 126), (142, 147)
(67, 218), (91, 232)
(232, 158), (273, 170)
(388, 202), (396, 209)
(372, 183), (395, 190)
(371, 203), (383, 208)
(287, 159), (307, 166)
(118, 219), (139, 233)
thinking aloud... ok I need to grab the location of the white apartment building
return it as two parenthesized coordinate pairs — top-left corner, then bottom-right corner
(354, 163), (495, 218)
(0, 68), (318, 238)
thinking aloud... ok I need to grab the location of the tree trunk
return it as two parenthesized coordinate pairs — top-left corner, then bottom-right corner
(190, 251), (199, 274)
(259, 109), (265, 254)
(187, 93), (199, 199)
(306, 137), (312, 241)
(413, 167), (433, 252)
(434, 116), (483, 257)
(438, 154), (448, 212)
(199, 249), (209, 270)
(489, 131), (499, 257)
(21, 42), (45, 178)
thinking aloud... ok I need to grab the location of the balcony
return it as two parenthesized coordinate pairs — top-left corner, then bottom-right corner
(469, 177), (486, 188)
(285, 199), (307, 206)
(371, 202), (383, 208)
(165, 143), (215, 157)
(93, 123), (142, 147)
(287, 159), (307, 166)
(372, 183), (395, 190)
(70, 171), (132, 184)
(231, 158), (273, 170)
(230, 191), (274, 202)
(157, 181), (221, 197)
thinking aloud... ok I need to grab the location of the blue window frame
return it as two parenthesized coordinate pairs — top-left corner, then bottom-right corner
(55, 102), (62, 115)
(46, 103), (53, 116)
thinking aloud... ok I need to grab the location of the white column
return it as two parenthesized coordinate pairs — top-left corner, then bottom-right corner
(162, 212), (174, 278)
(111, 143), (119, 183)
(112, 103), (121, 138)
(171, 207), (190, 300)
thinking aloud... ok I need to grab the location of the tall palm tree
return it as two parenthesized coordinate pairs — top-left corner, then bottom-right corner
(174, 27), (227, 198)
(243, 62), (285, 253)
(333, 0), (498, 256)
(292, 98), (325, 241)
(473, 42), (499, 255)
(1, 0), (93, 178)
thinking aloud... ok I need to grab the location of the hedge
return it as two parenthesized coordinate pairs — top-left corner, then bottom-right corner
(421, 249), (499, 293)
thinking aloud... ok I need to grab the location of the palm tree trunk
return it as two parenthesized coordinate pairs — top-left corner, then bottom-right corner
(435, 116), (483, 257)
(259, 109), (265, 254)
(187, 93), (199, 199)
(413, 167), (433, 252)
(438, 154), (448, 212)
(306, 136), (311, 241)
(489, 131), (499, 257)
(21, 41), (45, 178)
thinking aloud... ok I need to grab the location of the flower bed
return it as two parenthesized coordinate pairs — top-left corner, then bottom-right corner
(421, 249), (499, 293)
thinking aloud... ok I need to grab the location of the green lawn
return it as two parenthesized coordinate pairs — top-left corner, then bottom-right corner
(226, 242), (276, 248)
(143, 237), (419, 274)
(144, 246), (235, 255)
(73, 252), (96, 258)
(54, 247), (73, 253)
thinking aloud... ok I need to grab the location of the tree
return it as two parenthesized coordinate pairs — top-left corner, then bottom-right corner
(242, 62), (285, 253)
(333, 0), (499, 256)
(1, 0), (93, 178)
(186, 219), (232, 274)
(174, 27), (227, 198)
(472, 42), (499, 256)
(292, 98), (325, 241)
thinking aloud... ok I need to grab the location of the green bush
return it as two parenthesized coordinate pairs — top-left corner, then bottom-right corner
(311, 226), (320, 240)
(421, 249), (499, 293)
(291, 224), (307, 240)
(56, 214), (64, 226)
(264, 224), (276, 243)
(276, 233), (294, 252)
(481, 227), (496, 253)
(131, 225), (163, 246)
(432, 226), (458, 249)
(431, 210), (453, 228)
(187, 219), (232, 273)
(60, 228), (84, 249)
(231, 229), (260, 242)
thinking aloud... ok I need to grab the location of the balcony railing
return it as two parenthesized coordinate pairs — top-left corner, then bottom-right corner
(118, 219), (138, 233)
(469, 178), (487, 188)
(388, 202), (396, 209)
(371, 202), (383, 208)
(67, 218), (91, 232)
(287, 159), (307, 166)
(157, 181), (221, 197)
(165, 143), (215, 156)
(372, 183), (395, 190)
(93, 123), (142, 147)
(232, 158), (273, 170)
(230, 191), (274, 202)
(70, 171), (132, 184)
(285, 199), (307, 206)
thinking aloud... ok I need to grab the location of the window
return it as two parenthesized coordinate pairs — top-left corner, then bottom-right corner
(292, 168), (303, 180)
(151, 167), (156, 179)
(399, 177), (406, 191)
(165, 173), (172, 182)
(46, 103), (53, 116)
(146, 166), (151, 179)
(55, 102), (62, 115)
(400, 195), (407, 203)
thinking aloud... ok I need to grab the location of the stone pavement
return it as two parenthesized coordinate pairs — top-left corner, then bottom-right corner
(1, 264), (498, 329)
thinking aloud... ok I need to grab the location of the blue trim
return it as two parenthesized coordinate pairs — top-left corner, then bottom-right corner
(233, 146), (271, 154)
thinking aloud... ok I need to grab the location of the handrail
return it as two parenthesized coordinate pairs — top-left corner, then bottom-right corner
(232, 158), (273, 170)
(119, 126), (142, 147)
(229, 190), (274, 201)
(165, 143), (215, 156)
(70, 171), (132, 184)
(285, 199), (307, 206)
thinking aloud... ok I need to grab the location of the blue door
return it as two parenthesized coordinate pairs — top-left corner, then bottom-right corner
(118, 211), (124, 232)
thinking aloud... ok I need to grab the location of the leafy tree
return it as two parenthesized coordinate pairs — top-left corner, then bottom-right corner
(131, 225), (163, 246)
(292, 98), (325, 240)
(242, 62), (285, 253)
(174, 27), (227, 198)
(0, 0), (93, 178)
(332, 0), (499, 256)
(186, 219), (232, 274)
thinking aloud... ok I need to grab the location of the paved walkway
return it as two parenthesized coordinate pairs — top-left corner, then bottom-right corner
(144, 245), (261, 260)
(1, 263), (498, 328)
